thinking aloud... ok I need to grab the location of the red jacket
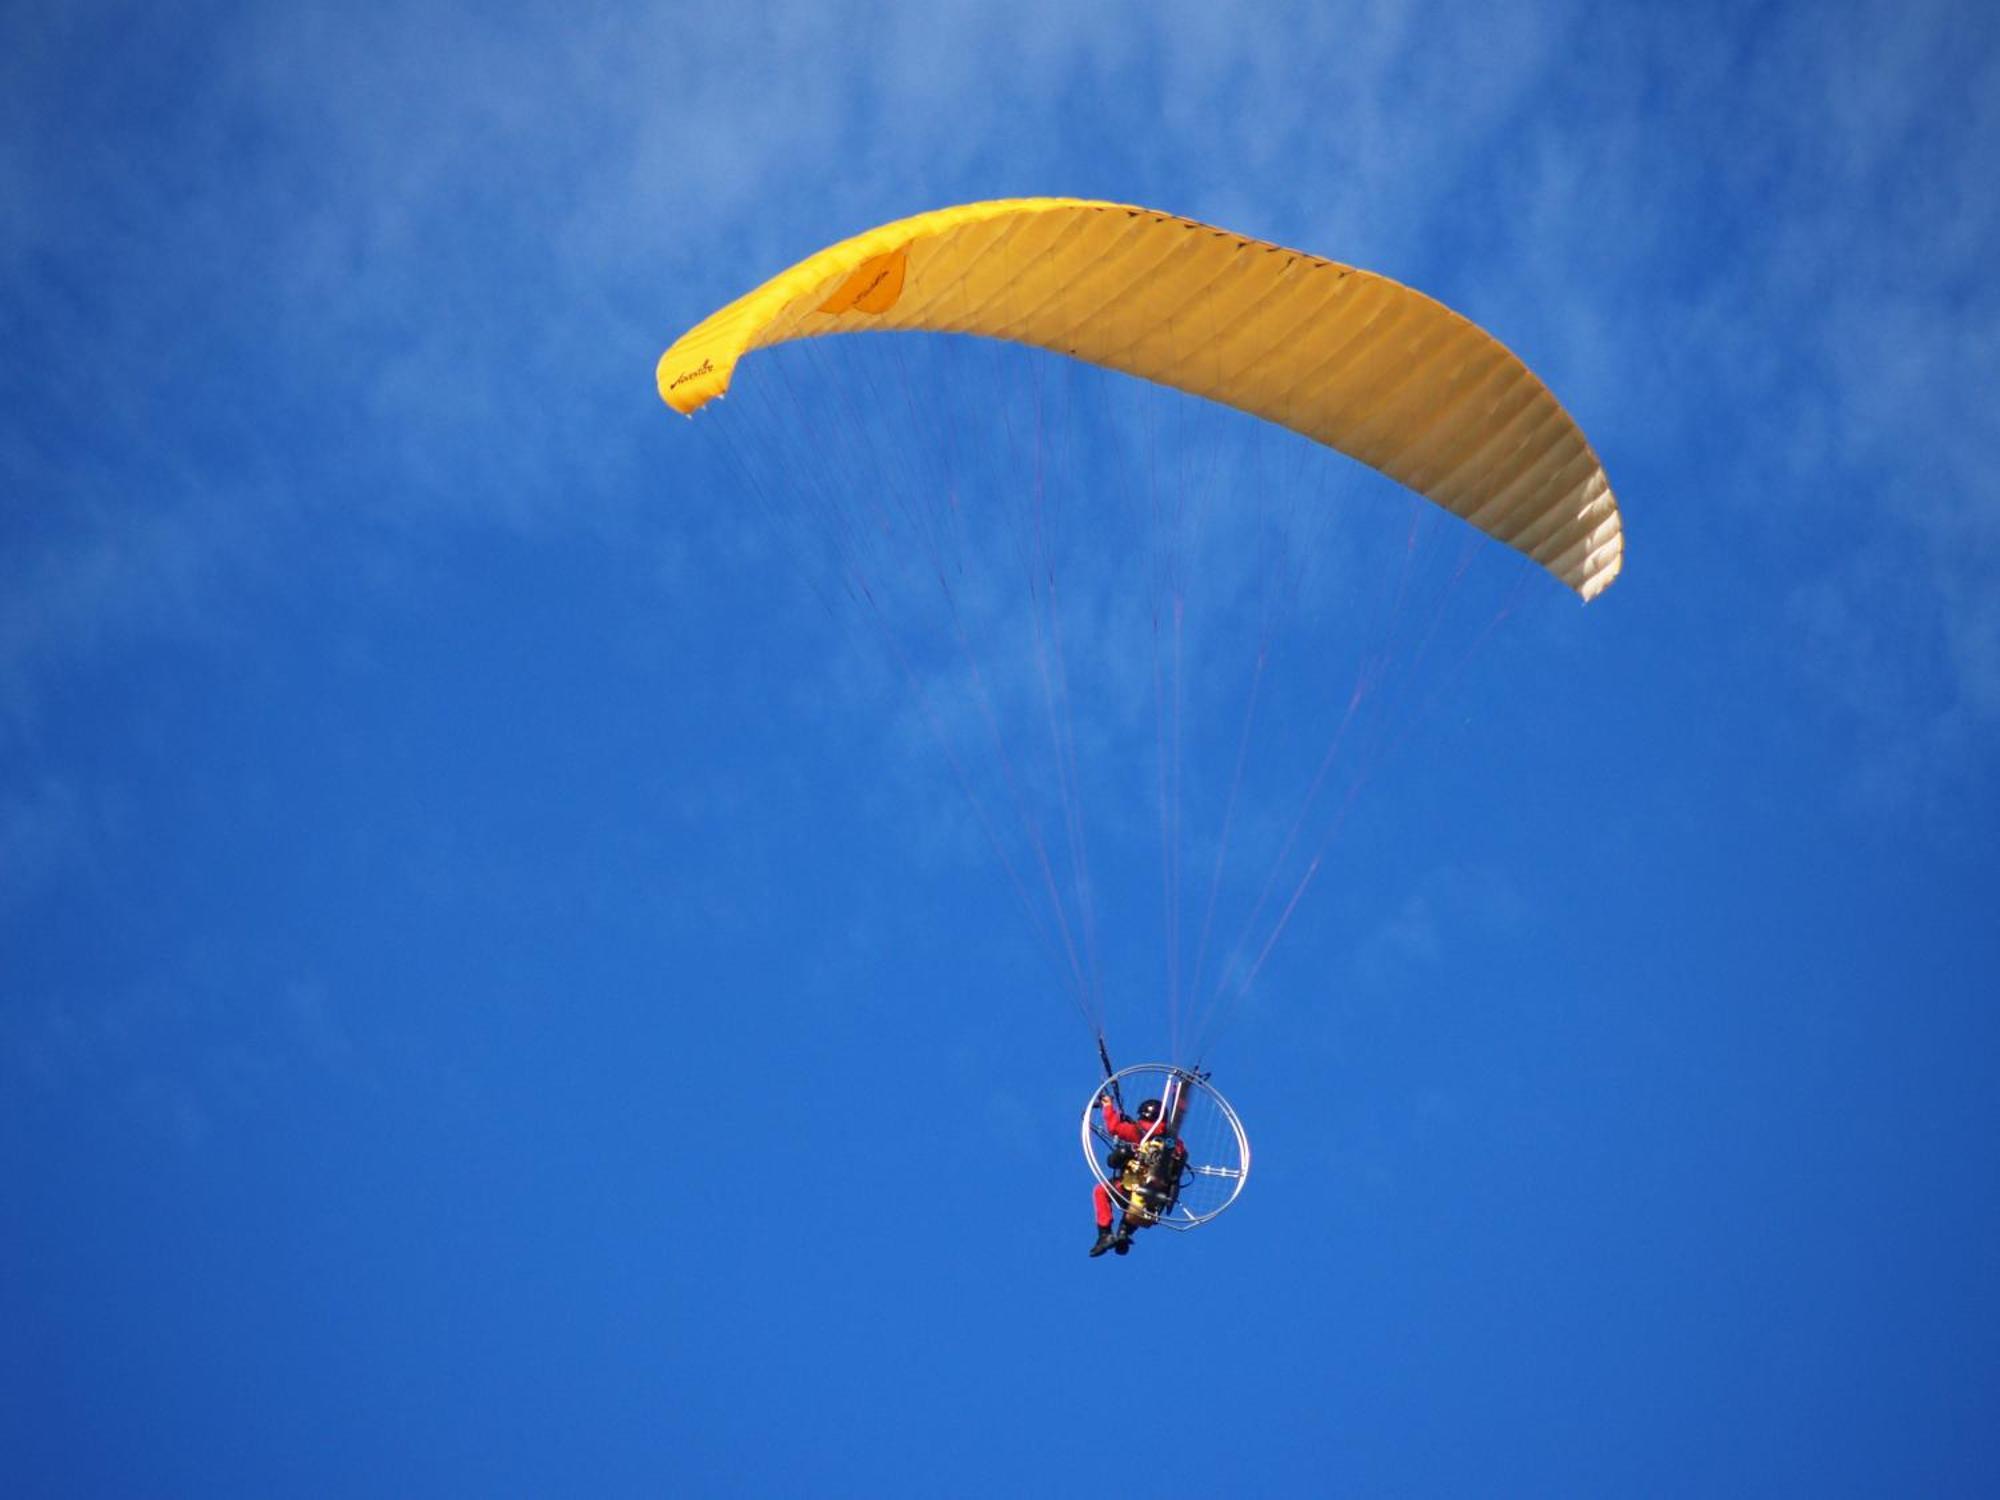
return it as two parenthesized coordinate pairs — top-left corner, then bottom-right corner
(1101, 1097), (1186, 1147)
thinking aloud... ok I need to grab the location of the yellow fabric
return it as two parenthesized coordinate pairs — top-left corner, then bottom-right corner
(659, 198), (1622, 599)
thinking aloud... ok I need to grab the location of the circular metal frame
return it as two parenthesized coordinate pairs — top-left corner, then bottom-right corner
(1081, 1064), (1250, 1231)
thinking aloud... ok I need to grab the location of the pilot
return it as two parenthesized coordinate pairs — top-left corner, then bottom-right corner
(1089, 1094), (1187, 1257)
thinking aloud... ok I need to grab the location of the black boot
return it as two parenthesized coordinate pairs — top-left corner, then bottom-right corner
(1089, 1226), (1116, 1257)
(1112, 1225), (1134, 1255)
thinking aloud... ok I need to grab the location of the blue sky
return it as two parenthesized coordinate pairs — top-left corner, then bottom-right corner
(5, 1), (1999, 1494)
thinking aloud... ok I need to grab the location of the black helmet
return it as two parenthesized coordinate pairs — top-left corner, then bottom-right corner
(1137, 1098), (1163, 1123)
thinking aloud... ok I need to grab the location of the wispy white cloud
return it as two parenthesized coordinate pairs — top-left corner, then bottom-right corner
(4, 0), (1994, 830)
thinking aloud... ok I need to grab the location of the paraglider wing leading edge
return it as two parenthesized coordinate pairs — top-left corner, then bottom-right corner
(658, 196), (1623, 601)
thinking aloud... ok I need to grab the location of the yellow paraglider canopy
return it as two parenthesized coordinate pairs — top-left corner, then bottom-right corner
(659, 197), (1622, 600)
